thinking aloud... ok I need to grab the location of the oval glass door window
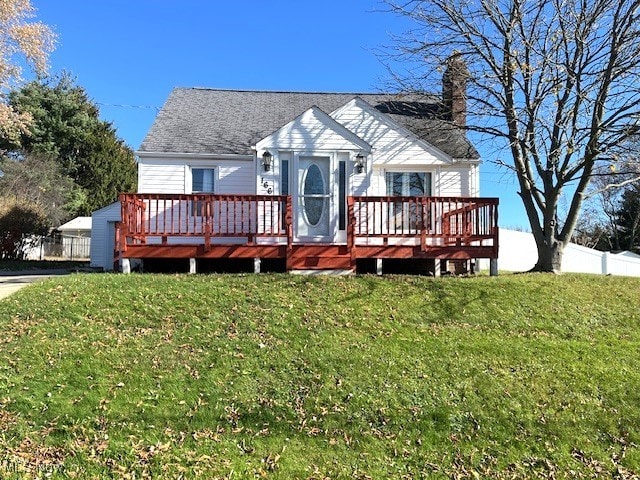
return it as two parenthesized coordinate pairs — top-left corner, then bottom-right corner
(303, 163), (325, 226)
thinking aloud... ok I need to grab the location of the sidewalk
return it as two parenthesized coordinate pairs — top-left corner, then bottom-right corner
(0, 269), (71, 300)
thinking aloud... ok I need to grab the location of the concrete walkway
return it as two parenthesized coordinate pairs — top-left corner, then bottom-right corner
(0, 269), (71, 300)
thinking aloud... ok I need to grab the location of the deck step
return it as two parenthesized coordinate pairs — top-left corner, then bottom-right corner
(290, 269), (354, 275)
(288, 255), (353, 270)
(287, 244), (353, 271)
(288, 244), (350, 257)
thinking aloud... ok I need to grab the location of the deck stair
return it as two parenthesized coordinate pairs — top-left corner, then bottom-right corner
(287, 244), (354, 271)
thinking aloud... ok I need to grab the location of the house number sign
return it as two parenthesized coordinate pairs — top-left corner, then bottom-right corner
(261, 177), (273, 194)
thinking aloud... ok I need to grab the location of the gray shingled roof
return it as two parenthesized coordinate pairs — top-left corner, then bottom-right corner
(139, 88), (479, 159)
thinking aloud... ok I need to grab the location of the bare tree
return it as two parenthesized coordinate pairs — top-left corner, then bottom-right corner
(577, 165), (632, 251)
(0, 154), (79, 226)
(578, 144), (640, 251)
(0, 0), (55, 143)
(384, 0), (640, 272)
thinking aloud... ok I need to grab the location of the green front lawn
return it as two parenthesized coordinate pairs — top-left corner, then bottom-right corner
(0, 273), (639, 478)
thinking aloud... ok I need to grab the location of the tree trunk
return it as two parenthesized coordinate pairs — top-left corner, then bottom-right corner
(531, 237), (566, 273)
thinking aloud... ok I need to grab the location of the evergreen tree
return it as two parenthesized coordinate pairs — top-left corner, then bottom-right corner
(614, 186), (640, 252)
(0, 74), (137, 216)
(75, 122), (137, 214)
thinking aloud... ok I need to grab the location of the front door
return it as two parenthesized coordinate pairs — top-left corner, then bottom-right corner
(296, 156), (333, 241)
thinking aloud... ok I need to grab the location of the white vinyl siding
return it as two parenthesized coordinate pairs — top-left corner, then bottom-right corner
(216, 164), (254, 194)
(332, 100), (446, 166)
(257, 107), (369, 152)
(369, 167), (384, 197)
(470, 164), (480, 196)
(331, 99), (478, 198)
(137, 156), (254, 194)
(138, 162), (185, 193)
(438, 167), (471, 197)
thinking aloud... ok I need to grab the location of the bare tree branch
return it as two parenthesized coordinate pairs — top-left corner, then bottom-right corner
(384, 0), (640, 272)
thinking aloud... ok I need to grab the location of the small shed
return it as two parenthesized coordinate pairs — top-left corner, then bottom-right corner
(57, 216), (92, 259)
(90, 203), (120, 271)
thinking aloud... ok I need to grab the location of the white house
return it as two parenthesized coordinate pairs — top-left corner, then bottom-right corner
(92, 56), (499, 274)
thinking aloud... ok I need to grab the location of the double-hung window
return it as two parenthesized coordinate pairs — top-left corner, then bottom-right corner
(191, 168), (215, 216)
(192, 168), (215, 193)
(386, 172), (432, 231)
(386, 172), (431, 197)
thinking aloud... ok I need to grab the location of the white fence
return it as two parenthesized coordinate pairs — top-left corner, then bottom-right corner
(24, 235), (91, 261)
(602, 252), (640, 276)
(479, 229), (640, 277)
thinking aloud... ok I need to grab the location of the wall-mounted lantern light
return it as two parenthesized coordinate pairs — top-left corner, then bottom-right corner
(355, 153), (365, 173)
(262, 151), (273, 172)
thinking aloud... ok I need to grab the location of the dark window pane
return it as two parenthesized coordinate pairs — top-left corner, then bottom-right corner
(192, 169), (204, 192)
(393, 173), (403, 196)
(192, 168), (214, 193)
(281, 160), (289, 195)
(339, 161), (346, 231)
(409, 172), (426, 196)
(304, 198), (326, 226)
(304, 164), (324, 195)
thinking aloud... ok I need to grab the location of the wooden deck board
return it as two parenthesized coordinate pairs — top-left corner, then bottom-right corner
(121, 244), (287, 259)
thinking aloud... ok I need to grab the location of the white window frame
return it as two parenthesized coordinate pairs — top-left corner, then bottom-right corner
(384, 170), (434, 232)
(190, 167), (217, 194)
(189, 166), (217, 217)
(385, 170), (433, 197)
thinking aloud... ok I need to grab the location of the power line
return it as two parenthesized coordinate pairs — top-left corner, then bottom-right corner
(96, 102), (160, 111)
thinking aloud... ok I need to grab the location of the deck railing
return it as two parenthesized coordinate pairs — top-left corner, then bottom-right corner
(350, 195), (499, 247)
(119, 193), (498, 252)
(120, 193), (291, 244)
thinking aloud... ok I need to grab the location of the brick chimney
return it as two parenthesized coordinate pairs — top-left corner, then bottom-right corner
(442, 52), (469, 127)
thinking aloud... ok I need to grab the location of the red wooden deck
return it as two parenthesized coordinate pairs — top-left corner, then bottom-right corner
(116, 193), (498, 272)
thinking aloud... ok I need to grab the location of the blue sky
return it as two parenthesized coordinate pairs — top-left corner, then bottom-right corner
(31, 0), (527, 228)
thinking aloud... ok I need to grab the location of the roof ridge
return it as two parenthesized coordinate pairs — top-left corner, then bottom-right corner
(172, 87), (428, 96)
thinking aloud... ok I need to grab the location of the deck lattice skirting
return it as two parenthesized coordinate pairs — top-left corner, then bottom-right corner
(117, 194), (499, 271)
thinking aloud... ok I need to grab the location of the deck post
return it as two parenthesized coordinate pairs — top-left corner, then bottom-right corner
(254, 257), (261, 274)
(347, 197), (356, 268)
(121, 258), (131, 274)
(601, 252), (610, 275)
(285, 196), (293, 271)
(189, 258), (197, 274)
(490, 258), (498, 276)
(376, 258), (383, 275)
(420, 197), (427, 251)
